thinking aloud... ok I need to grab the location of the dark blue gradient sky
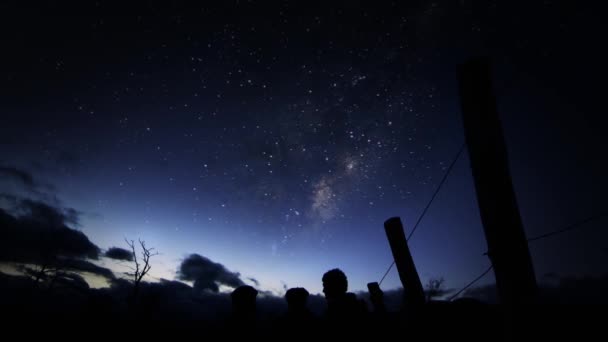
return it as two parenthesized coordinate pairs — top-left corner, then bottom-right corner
(1, 1), (606, 294)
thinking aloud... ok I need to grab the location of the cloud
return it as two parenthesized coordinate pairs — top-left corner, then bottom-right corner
(15, 258), (115, 281)
(247, 277), (260, 286)
(176, 254), (246, 293)
(0, 166), (37, 189)
(104, 247), (134, 261)
(18, 198), (81, 227)
(0, 166), (55, 195)
(0, 198), (100, 264)
(0, 178), (115, 283)
(60, 258), (115, 279)
(52, 272), (90, 290)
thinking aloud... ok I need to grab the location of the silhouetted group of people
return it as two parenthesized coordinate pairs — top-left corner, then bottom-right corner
(229, 268), (377, 333)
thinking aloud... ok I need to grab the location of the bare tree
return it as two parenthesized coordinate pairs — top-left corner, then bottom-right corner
(20, 259), (59, 287)
(124, 238), (158, 304)
(20, 235), (67, 290)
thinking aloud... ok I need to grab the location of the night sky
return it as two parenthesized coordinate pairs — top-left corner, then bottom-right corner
(1, 1), (607, 295)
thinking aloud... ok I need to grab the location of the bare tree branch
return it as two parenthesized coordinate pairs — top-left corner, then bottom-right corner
(124, 237), (158, 308)
(125, 238), (140, 282)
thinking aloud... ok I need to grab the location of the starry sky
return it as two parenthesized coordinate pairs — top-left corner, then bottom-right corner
(1, 1), (607, 294)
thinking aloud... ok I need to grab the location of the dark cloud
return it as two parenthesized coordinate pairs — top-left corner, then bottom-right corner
(0, 166), (55, 195)
(0, 198), (100, 263)
(53, 272), (90, 291)
(247, 277), (260, 286)
(0, 193), (18, 206)
(177, 254), (245, 292)
(0, 166), (36, 189)
(18, 198), (81, 227)
(14, 258), (115, 282)
(104, 247), (134, 261)
(60, 258), (115, 279)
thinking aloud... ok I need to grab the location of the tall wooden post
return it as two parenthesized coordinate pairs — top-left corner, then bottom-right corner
(458, 58), (538, 305)
(384, 217), (426, 309)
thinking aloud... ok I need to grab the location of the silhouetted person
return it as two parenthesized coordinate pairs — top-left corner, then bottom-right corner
(280, 287), (318, 332)
(229, 285), (258, 331)
(322, 268), (368, 327)
(286, 287), (309, 314)
(231, 285), (257, 317)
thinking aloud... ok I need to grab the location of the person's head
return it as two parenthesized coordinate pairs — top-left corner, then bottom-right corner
(285, 287), (309, 311)
(231, 285), (258, 315)
(322, 268), (348, 300)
